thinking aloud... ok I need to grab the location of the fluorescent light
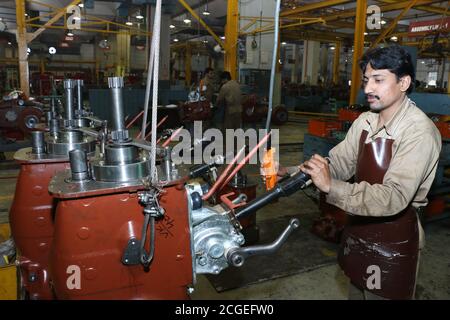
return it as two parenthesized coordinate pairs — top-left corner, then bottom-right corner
(202, 10), (210, 16)
(281, 42), (287, 45)
(169, 24), (175, 29)
(136, 14), (144, 19)
(126, 21), (133, 26)
(390, 36), (398, 41)
(183, 18), (191, 24)
(173, 38), (179, 42)
(330, 46), (335, 50)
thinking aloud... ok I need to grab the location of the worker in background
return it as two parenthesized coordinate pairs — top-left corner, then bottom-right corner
(285, 45), (442, 299)
(216, 71), (242, 132)
(199, 67), (215, 104)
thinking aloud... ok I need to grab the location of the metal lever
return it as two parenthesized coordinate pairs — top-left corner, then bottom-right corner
(226, 218), (300, 267)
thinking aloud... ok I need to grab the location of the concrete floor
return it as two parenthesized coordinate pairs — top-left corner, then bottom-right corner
(1, 122), (449, 300)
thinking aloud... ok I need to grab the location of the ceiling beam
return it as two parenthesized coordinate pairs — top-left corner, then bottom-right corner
(281, 0), (354, 17)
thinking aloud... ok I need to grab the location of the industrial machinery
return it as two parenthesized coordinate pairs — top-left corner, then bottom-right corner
(44, 77), (311, 300)
(242, 94), (288, 126)
(9, 79), (102, 300)
(0, 91), (43, 142)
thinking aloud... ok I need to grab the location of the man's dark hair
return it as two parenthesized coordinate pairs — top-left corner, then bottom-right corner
(220, 71), (232, 81)
(205, 67), (214, 74)
(359, 45), (415, 94)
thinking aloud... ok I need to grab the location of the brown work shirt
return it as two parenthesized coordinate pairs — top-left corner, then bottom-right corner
(216, 80), (242, 114)
(326, 97), (441, 217)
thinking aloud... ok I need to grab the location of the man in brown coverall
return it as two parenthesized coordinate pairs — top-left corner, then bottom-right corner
(216, 71), (242, 131)
(295, 45), (441, 299)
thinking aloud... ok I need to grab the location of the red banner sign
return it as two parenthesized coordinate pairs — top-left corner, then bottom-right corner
(409, 17), (450, 34)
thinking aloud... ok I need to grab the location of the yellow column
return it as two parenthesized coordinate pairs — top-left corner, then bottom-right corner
(15, 0), (30, 97)
(350, 0), (367, 104)
(333, 42), (341, 84)
(185, 43), (192, 87)
(116, 32), (130, 76)
(224, 0), (239, 80)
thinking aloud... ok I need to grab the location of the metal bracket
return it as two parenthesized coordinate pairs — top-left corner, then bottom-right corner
(121, 238), (141, 265)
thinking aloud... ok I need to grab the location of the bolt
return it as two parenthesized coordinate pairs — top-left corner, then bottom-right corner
(198, 256), (207, 266)
(28, 273), (37, 283)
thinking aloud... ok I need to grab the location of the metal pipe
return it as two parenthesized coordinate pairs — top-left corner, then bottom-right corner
(74, 79), (84, 113)
(144, 115), (168, 140)
(108, 77), (125, 132)
(69, 149), (90, 181)
(63, 79), (75, 122)
(201, 146), (246, 201)
(219, 132), (272, 191)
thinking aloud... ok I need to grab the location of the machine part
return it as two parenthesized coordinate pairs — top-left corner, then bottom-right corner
(63, 79), (75, 127)
(163, 146), (175, 182)
(235, 171), (312, 220)
(226, 218), (300, 267)
(108, 77), (129, 142)
(191, 205), (245, 275)
(121, 238), (141, 265)
(31, 131), (46, 155)
(17, 107), (43, 134)
(45, 130), (96, 156)
(138, 189), (165, 267)
(91, 158), (150, 183)
(68, 149), (90, 182)
(74, 79), (84, 114)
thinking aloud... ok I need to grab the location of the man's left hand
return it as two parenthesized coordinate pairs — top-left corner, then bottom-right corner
(299, 154), (331, 193)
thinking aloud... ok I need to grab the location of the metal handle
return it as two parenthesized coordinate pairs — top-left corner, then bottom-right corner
(226, 218), (300, 267)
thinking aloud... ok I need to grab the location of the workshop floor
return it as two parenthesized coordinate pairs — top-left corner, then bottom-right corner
(0, 122), (449, 300)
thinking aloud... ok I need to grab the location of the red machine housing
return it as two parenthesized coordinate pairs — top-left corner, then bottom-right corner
(10, 159), (70, 300)
(48, 183), (193, 299)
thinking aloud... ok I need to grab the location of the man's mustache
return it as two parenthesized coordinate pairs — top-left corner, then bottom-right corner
(366, 94), (381, 100)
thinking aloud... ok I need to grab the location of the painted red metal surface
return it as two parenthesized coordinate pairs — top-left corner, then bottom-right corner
(10, 161), (70, 300)
(48, 183), (193, 299)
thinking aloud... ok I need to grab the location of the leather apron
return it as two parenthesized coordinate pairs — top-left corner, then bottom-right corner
(337, 130), (419, 300)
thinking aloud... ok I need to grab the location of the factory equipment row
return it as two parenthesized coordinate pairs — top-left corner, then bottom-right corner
(6, 76), (312, 300)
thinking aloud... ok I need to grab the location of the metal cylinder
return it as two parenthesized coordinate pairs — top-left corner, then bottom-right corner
(164, 146), (172, 181)
(105, 145), (139, 165)
(108, 77), (125, 132)
(75, 79), (84, 112)
(63, 79), (75, 122)
(49, 118), (59, 135)
(50, 97), (57, 115)
(69, 149), (90, 181)
(31, 131), (45, 154)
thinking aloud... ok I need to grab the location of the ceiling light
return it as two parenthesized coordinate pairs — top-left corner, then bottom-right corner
(67, 31), (74, 36)
(202, 10), (210, 16)
(27, 47), (31, 53)
(183, 18), (191, 24)
(203, 39), (208, 44)
(390, 36), (398, 41)
(78, 3), (84, 7)
(364, 32), (368, 35)
(24, 13), (28, 17)
(49, 47), (56, 54)
(126, 21), (133, 26)
(381, 20), (386, 25)
(136, 13), (144, 19)
(220, 36), (225, 40)
(281, 42), (287, 45)
(8, 41), (11, 45)
(330, 46), (335, 50)
(173, 38), (179, 42)
(169, 24), (175, 29)
(421, 61), (425, 64)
